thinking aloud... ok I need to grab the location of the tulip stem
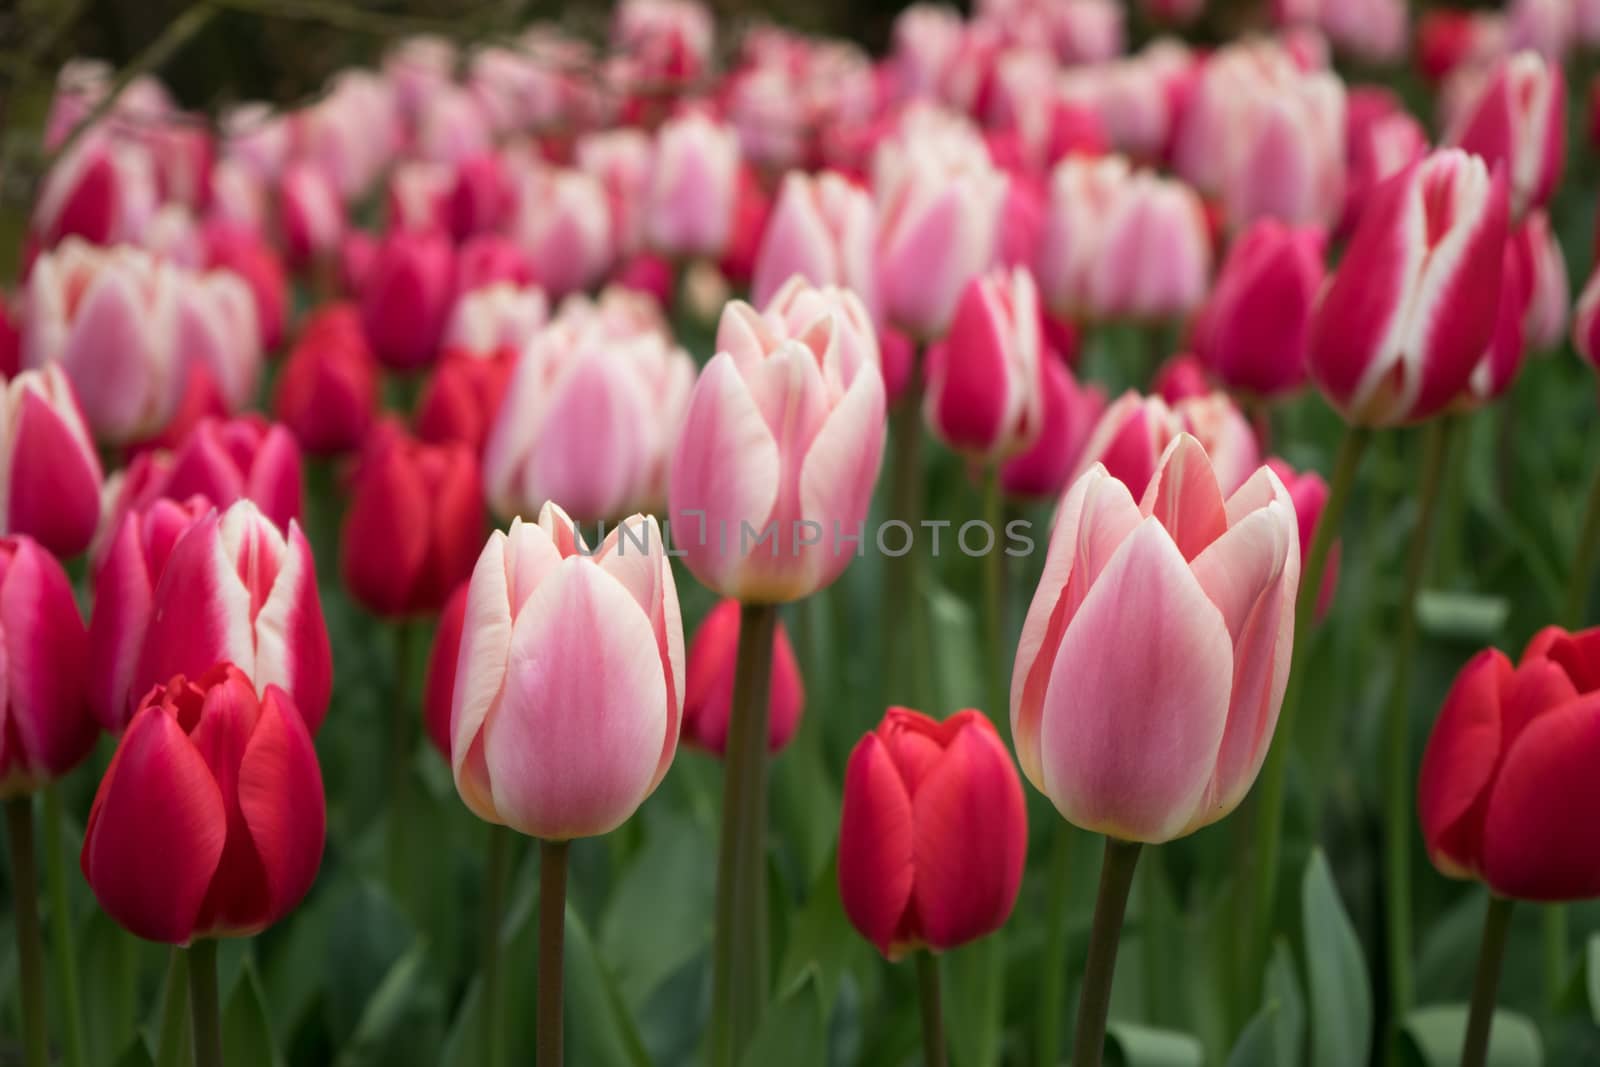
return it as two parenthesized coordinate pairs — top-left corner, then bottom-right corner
(916, 951), (946, 1067)
(388, 621), (415, 908)
(42, 785), (87, 1067)
(982, 466), (1009, 735)
(1380, 419), (1453, 1022)
(1034, 822), (1077, 1067)
(482, 825), (512, 1067)
(154, 948), (192, 1067)
(1461, 897), (1514, 1067)
(537, 838), (569, 1067)
(1564, 460), (1600, 627)
(4, 797), (48, 1067)
(1073, 837), (1143, 1067)
(884, 392), (930, 709)
(1244, 425), (1369, 1002)
(709, 602), (779, 1067)
(187, 939), (222, 1067)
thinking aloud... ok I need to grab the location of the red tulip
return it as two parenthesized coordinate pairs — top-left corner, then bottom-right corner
(423, 581), (468, 760)
(272, 304), (378, 456)
(1418, 627), (1600, 901)
(1001, 354), (1106, 500)
(341, 422), (484, 618)
(0, 366), (103, 557)
(922, 267), (1043, 461)
(838, 707), (1026, 958)
(682, 599), (804, 756)
(360, 229), (456, 371)
(0, 536), (95, 797)
(81, 664), (324, 942)
(1193, 220), (1325, 397)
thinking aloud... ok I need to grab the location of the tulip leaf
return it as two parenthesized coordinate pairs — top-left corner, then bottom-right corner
(775, 855), (867, 1017)
(1414, 591), (1509, 642)
(1105, 1021), (1204, 1066)
(437, 978), (483, 1067)
(222, 958), (281, 1067)
(1301, 849), (1372, 1067)
(946, 935), (1004, 1067)
(565, 903), (653, 1067)
(1588, 935), (1600, 1024)
(738, 972), (825, 1067)
(599, 809), (714, 1010)
(113, 1037), (157, 1067)
(332, 939), (438, 1067)
(1397, 1004), (1542, 1067)
(1226, 941), (1306, 1067)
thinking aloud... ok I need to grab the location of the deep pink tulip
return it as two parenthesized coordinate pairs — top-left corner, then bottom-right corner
(1575, 264), (1600, 371)
(752, 171), (876, 313)
(923, 267), (1043, 461)
(716, 165), (773, 288)
(1151, 354), (1213, 405)
(81, 664), (324, 943)
(456, 234), (537, 292)
(423, 581), (469, 760)
(1265, 457), (1339, 620)
(1073, 390), (1260, 500)
(646, 113), (740, 260)
(202, 221), (288, 351)
(360, 229), (456, 371)
(682, 598), (804, 756)
(1449, 51), (1565, 220)
(1193, 220), (1325, 397)
(450, 153), (516, 240)
(272, 304), (378, 457)
(577, 129), (653, 258)
(0, 366), (103, 557)
(1013, 436), (1298, 841)
(1309, 149), (1510, 426)
(1464, 226), (1537, 406)
(1001, 355), (1106, 500)
(0, 536), (95, 797)
(669, 285), (887, 602)
(1342, 88), (1429, 235)
(838, 707), (1026, 958)
(31, 129), (156, 248)
(278, 163), (345, 270)
(341, 423), (484, 618)
(416, 347), (514, 457)
(0, 297), (18, 379)
(451, 505), (683, 839)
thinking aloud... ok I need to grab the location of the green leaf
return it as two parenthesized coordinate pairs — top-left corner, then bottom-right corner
(775, 856), (866, 1016)
(565, 904), (653, 1067)
(222, 958), (280, 1067)
(1301, 850), (1372, 1067)
(1415, 591), (1509, 642)
(946, 936), (1003, 1067)
(739, 973), (825, 1067)
(1106, 1021), (1204, 1066)
(598, 811), (714, 1010)
(1226, 942), (1305, 1067)
(333, 940), (433, 1067)
(1398, 1004), (1542, 1067)
(1587, 935), (1600, 1023)
(113, 1037), (157, 1067)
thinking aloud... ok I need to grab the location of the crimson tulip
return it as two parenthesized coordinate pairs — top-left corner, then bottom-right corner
(682, 599), (804, 756)
(0, 366), (103, 558)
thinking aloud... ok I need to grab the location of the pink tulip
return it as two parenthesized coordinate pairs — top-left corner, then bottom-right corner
(1518, 211), (1568, 352)
(1012, 436), (1298, 841)
(1265, 458), (1339, 620)
(1342, 88), (1428, 235)
(385, 162), (453, 235)
(1085, 170), (1212, 321)
(923, 267), (1043, 461)
(669, 284), (887, 602)
(577, 129), (654, 258)
(1074, 390), (1260, 500)
(456, 234), (537, 293)
(31, 129), (157, 248)
(272, 304), (379, 457)
(443, 283), (550, 355)
(682, 598), (804, 755)
(171, 265), (263, 417)
(1509, 0), (1574, 59)
(760, 279), (881, 394)
(874, 107), (1006, 339)
(1193, 220), (1325, 397)
(512, 167), (614, 298)
(613, 0), (714, 84)
(1464, 228), (1537, 406)
(451, 505), (683, 839)
(0, 536), (96, 797)
(1309, 149), (1509, 426)
(889, 5), (963, 101)
(1151, 354), (1214, 405)
(1036, 154), (1132, 320)
(1319, 0), (1409, 64)
(360, 229), (457, 371)
(1449, 51), (1565, 220)
(0, 366), (103, 557)
(278, 163), (346, 270)
(202, 221), (288, 351)
(448, 154), (516, 241)
(1001, 354), (1106, 500)
(423, 581), (468, 760)
(752, 171), (877, 314)
(1574, 266), (1600, 372)
(646, 113), (740, 260)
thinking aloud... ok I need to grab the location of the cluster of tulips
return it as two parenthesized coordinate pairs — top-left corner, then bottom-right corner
(6, 0), (1600, 1065)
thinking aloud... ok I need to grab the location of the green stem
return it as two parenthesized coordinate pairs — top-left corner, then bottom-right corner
(916, 951), (946, 1067)
(708, 603), (780, 1067)
(1072, 838), (1143, 1067)
(43, 785), (86, 1067)
(482, 826), (512, 1067)
(187, 939), (221, 1067)
(154, 948), (191, 1067)
(1461, 897), (1514, 1067)
(5, 797), (48, 1067)
(388, 621), (415, 903)
(1563, 461), (1600, 627)
(982, 466), (1008, 736)
(1381, 420), (1453, 1020)
(537, 839), (569, 1067)
(1034, 823), (1076, 1067)
(1244, 425), (1370, 998)
(884, 391), (929, 709)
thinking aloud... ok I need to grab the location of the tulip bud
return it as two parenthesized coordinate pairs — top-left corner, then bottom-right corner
(450, 153), (516, 240)
(423, 581), (469, 760)
(81, 665), (325, 942)
(0, 536), (96, 797)
(1151, 354), (1213, 405)
(0, 366), (103, 557)
(1575, 266), (1600, 371)
(1418, 628), (1600, 901)
(1309, 150), (1510, 426)
(1074, 390), (1260, 500)
(683, 599), (804, 756)
(646, 113), (740, 260)
(278, 163), (345, 270)
(451, 506), (683, 839)
(272, 304), (378, 456)
(1264, 458), (1339, 620)
(456, 234), (536, 293)
(669, 285), (887, 602)
(1449, 52), (1565, 220)
(751, 171), (877, 313)
(1001, 355), (1106, 500)
(111, 415), (303, 537)
(513, 167), (614, 298)
(360, 229), (457, 371)
(1088, 171), (1212, 321)
(1464, 228), (1536, 406)
(1013, 437), (1299, 841)
(1037, 155), (1132, 320)
(342, 423), (484, 618)
(1193, 221), (1324, 397)
(922, 267), (1043, 461)
(838, 706), (1026, 958)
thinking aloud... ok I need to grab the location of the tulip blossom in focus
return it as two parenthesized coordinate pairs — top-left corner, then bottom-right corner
(451, 505), (683, 840)
(0, 536), (96, 797)
(1193, 221), (1324, 397)
(683, 598), (804, 756)
(669, 283), (887, 602)
(751, 171), (876, 313)
(1001, 355), (1106, 500)
(272, 304), (378, 456)
(1419, 627), (1600, 901)
(1073, 391), (1261, 500)
(1012, 436), (1299, 841)
(922, 267), (1043, 461)
(81, 665), (324, 942)
(1448, 51), (1565, 220)
(1309, 150), (1509, 426)
(360, 229), (457, 371)
(646, 112), (740, 260)
(0, 366), (103, 557)
(838, 706), (1026, 957)
(341, 423), (484, 618)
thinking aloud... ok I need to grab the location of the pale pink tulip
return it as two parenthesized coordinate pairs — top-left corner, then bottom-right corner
(513, 167), (614, 298)
(444, 283), (550, 355)
(646, 113), (740, 259)
(752, 171), (876, 314)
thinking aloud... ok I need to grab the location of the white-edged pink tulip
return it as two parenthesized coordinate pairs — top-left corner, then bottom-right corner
(646, 113), (740, 259)
(752, 171), (877, 314)
(0, 366), (103, 558)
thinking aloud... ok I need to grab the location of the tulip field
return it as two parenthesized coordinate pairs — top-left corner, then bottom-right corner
(10, 0), (1600, 1065)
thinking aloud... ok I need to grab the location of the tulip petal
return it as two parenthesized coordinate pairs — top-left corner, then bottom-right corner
(0, 539), (94, 784)
(255, 522), (332, 733)
(837, 733), (916, 957)
(1039, 517), (1233, 842)
(7, 382), (102, 557)
(238, 686), (325, 924)
(1140, 434), (1228, 561)
(798, 366), (886, 593)
(135, 512), (254, 709)
(87, 516), (156, 730)
(1416, 649), (1512, 879)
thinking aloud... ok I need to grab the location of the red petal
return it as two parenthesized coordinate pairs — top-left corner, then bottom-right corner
(838, 733), (916, 957)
